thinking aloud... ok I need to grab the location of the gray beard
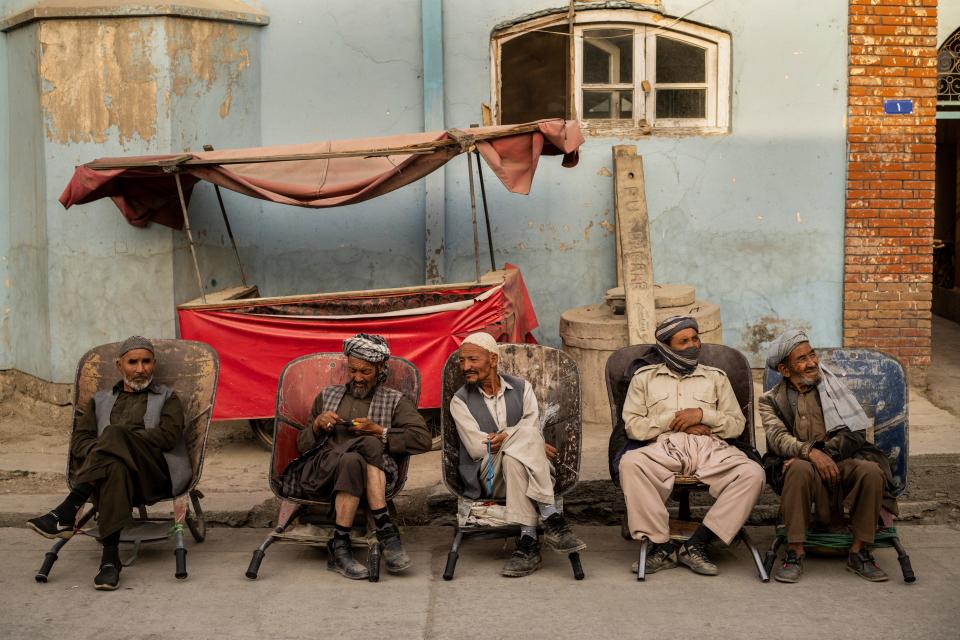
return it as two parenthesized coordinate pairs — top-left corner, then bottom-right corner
(348, 381), (373, 399)
(124, 376), (153, 392)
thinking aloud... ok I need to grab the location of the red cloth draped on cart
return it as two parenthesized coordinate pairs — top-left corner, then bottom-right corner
(59, 120), (583, 228)
(177, 266), (538, 420)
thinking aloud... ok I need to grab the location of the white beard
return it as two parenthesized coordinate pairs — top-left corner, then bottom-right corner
(124, 376), (153, 392)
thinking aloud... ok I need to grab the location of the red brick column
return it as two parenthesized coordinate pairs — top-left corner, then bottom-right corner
(845, 0), (938, 370)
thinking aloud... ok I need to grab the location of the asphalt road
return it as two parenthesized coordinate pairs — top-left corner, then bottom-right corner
(2, 524), (958, 640)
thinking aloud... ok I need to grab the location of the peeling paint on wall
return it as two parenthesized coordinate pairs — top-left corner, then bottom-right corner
(167, 19), (250, 119)
(39, 20), (158, 144)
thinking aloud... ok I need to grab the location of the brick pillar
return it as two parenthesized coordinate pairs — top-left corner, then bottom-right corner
(845, 0), (938, 370)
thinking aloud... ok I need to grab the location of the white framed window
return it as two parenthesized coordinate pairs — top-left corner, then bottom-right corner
(491, 9), (731, 135)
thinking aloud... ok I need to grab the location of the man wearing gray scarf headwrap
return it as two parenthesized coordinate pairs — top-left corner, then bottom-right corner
(760, 328), (896, 584)
(282, 334), (431, 580)
(618, 317), (764, 578)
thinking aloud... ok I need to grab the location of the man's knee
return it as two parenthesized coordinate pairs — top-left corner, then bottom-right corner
(740, 462), (766, 492)
(339, 452), (366, 476)
(849, 459), (884, 486)
(782, 458), (817, 488)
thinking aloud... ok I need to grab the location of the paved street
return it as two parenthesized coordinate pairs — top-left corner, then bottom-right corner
(2, 524), (958, 640)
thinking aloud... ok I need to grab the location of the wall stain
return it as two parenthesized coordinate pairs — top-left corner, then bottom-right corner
(741, 314), (812, 361)
(40, 19), (158, 144)
(167, 20), (250, 119)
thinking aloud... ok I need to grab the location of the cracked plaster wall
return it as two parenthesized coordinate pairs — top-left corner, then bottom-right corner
(1, 11), (261, 382)
(442, 0), (848, 364)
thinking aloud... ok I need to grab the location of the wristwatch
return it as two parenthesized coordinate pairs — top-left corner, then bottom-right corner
(380, 426), (389, 444)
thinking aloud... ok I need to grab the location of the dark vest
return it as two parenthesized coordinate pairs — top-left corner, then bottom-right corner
(454, 373), (525, 499)
(93, 385), (192, 496)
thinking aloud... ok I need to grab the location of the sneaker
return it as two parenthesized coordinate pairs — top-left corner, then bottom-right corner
(26, 511), (73, 540)
(846, 548), (889, 582)
(630, 542), (677, 574)
(543, 513), (587, 554)
(375, 523), (412, 574)
(773, 549), (804, 583)
(501, 535), (542, 577)
(677, 542), (719, 576)
(93, 563), (121, 591)
(326, 536), (369, 580)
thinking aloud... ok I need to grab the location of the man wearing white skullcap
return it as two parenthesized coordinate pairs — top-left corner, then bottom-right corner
(450, 331), (586, 577)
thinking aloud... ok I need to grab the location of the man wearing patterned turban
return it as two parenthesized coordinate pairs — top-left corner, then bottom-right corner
(618, 316), (764, 578)
(282, 333), (431, 580)
(27, 336), (188, 591)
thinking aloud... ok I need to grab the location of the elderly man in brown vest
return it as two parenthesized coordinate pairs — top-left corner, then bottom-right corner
(27, 336), (188, 591)
(282, 333), (432, 580)
(761, 329), (896, 583)
(450, 331), (585, 577)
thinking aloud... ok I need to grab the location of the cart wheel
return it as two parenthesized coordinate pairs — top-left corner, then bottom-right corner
(250, 419), (274, 450)
(186, 491), (206, 543)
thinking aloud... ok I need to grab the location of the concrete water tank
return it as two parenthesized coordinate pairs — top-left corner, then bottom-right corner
(560, 284), (722, 424)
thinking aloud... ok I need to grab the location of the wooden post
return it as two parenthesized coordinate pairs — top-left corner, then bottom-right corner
(613, 145), (655, 344)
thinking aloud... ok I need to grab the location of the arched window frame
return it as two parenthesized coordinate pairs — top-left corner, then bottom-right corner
(490, 9), (731, 135)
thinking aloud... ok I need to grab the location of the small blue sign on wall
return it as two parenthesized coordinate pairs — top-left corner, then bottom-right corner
(884, 99), (914, 115)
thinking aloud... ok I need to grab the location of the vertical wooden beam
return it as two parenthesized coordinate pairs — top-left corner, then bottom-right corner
(422, 0), (445, 284)
(613, 145), (655, 344)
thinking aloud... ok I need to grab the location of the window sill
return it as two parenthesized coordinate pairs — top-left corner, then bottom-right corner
(579, 120), (729, 138)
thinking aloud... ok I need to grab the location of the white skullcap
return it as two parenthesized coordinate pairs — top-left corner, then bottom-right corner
(461, 331), (499, 355)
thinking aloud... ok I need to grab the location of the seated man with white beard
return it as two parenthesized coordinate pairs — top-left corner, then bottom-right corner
(27, 336), (188, 591)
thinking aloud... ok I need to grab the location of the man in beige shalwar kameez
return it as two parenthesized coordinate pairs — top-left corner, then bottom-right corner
(619, 316), (764, 577)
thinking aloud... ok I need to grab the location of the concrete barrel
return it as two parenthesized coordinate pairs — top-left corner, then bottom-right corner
(560, 287), (723, 424)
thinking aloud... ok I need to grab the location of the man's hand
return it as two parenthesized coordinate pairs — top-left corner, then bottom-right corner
(487, 431), (509, 453)
(544, 442), (558, 460)
(683, 424), (712, 437)
(669, 408), (704, 431)
(808, 448), (839, 487)
(312, 411), (341, 434)
(783, 457), (797, 472)
(350, 417), (385, 438)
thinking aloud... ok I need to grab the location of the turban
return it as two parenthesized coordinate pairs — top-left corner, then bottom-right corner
(461, 331), (499, 356)
(654, 316), (700, 376)
(765, 329), (810, 371)
(342, 333), (391, 363)
(118, 336), (155, 358)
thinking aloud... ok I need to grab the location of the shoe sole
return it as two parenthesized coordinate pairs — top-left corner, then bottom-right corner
(26, 521), (73, 540)
(501, 559), (542, 577)
(678, 557), (719, 576)
(385, 559), (412, 574)
(630, 561), (677, 574)
(327, 561), (369, 580)
(94, 582), (119, 591)
(845, 565), (889, 582)
(546, 541), (588, 554)
(773, 573), (801, 583)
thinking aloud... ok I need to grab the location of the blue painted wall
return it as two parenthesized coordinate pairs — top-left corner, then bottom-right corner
(0, 0), (851, 381)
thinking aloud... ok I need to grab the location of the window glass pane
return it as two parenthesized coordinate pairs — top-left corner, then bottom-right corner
(583, 90), (633, 120)
(583, 28), (633, 84)
(655, 89), (706, 119)
(655, 36), (706, 83)
(501, 28), (567, 124)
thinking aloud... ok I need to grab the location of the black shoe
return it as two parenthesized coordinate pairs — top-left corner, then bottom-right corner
(94, 563), (121, 591)
(26, 511), (73, 540)
(326, 536), (369, 580)
(631, 542), (677, 574)
(501, 535), (542, 577)
(376, 523), (412, 574)
(543, 513), (587, 554)
(846, 548), (889, 582)
(678, 542), (719, 576)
